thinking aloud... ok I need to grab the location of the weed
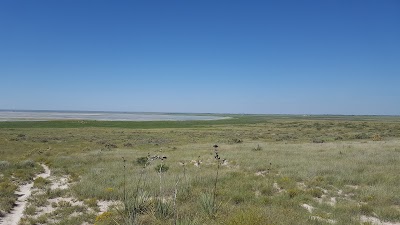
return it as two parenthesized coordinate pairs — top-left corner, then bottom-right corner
(200, 192), (219, 218)
(307, 188), (323, 198)
(33, 177), (50, 188)
(371, 134), (383, 141)
(136, 157), (148, 167)
(252, 144), (263, 151)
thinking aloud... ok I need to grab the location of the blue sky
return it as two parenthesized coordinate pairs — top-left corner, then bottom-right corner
(1, 1), (399, 115)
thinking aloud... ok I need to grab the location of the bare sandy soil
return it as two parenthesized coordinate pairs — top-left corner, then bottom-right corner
(0, 164), (50, 225)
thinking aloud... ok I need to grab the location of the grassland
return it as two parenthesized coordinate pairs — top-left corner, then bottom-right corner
(0, 115), (400, 225)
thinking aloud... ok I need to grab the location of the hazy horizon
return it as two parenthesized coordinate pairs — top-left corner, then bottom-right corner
(1, 1), (399, 115)
(0, 109), (399, 117)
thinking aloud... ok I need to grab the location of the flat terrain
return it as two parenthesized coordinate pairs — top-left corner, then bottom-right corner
(1, 115), (400, 225)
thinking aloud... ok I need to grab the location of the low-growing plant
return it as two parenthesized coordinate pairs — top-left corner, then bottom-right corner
(154, 198), (173, 219)
(84, 198), (98, 208)
(232, 138), (243, 143)
(307, 188), (323, 198)
(0, 161), (10, 170)
(136, 157), (148, 167)
(252, 144), (263, 151)
(371, 134), (383, 141)
(33, 177), (50, 188)
(24, 205), (37, 216)
(155, 164), (169, 173)
(200, 192), (219, 218)
(287, 188), (301, 198)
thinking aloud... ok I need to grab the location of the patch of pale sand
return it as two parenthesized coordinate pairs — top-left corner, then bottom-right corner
(314, 196), (337, 206)
(345, 185), (359, 190)
(97, 201), (120, 214)
(360, 215), (400, 225)
(50, 176), (70, 190)
(310, 216), (336, 224)
(301, 204), (314, 213)
(314, 195), (327, 204)
(190, 160), (201, 167)
(221, 159), (229, 166)
(273, 182), (285, 193)
(297, 182), (307, 190)
(0, 164), (50, 225)
(328, 197), (337, 206)
(255, 170), (267, 176)
(48, 197), (84, 207)
(317, 187), (329, 194)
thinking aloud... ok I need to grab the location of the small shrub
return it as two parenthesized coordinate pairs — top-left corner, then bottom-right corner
(0, 161), (10, 170)
(200, 192), (218, 218)
(155, 164), (169, 173)
(277, 176), (296, 189)
(260, 186), (275, 196)
(371, 134), (383, 141)
(252, 145), (262, 151)
(84, 198), (98, 208)
(307, 188), (323, 198)
(312, 139), (325, 143)
(123, 142), (133, 147)
(287, 188), (301, 198)
(0, 181), (18, 197)
(24, 205), (36, 216)
(334, 136), (343, 140)
(359, 204), (373, 215)
(232, 138), (243, 143)
(95, 211), (114, 224)
(155, 199), (172, 219)
(30, 194), (48, 207)
(104, 143), (118, 149)
(33, 177), (50, 188)
(19, 160), (35, 168)
(354, 133), (369, 139)
(225, 209), (268, 225)
(232, 194), (246, 204)
(58, 200), (72, 207)
(136, 157), (148, 167)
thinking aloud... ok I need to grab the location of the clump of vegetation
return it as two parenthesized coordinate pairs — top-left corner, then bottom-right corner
(312, 138), (325, 143)
(354, 133), (369, 139)
(0, 160), (11, 169)
(371, 134), (383, 141)
(136, 156), (148, 167)
(232, 138), (243, 143)
(252, 144), (263, 151)
(155, 164), (169, 173)
(0, 180), (18, 213)
(307, 188), (323, 198)
(33, 177), (50, 188)
(1, 116), (400, 224)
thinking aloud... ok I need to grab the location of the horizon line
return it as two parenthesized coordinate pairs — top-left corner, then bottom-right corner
(0, 109), (399, 117)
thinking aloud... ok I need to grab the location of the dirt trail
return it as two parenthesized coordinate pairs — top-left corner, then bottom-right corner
(0, 164), (50, 225)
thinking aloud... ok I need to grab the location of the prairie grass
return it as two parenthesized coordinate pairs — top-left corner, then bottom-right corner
(0, 115), (400, 224)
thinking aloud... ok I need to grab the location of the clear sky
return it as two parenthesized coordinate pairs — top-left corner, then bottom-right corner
(1, 1), (399, 115)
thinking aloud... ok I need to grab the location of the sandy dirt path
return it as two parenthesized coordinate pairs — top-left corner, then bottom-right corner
(0, 164), (50, 225)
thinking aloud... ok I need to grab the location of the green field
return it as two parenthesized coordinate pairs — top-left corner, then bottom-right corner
(1, 115), (400, 225)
